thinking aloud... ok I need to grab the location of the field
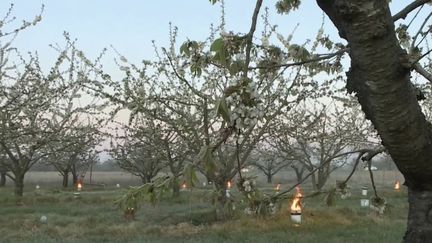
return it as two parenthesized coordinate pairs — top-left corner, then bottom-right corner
(0, 170), (407, 243)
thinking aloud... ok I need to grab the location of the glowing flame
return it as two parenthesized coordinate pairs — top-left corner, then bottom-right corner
(77, 182), (82, 190)
(394, 181), (400, 190)
(290, 187), (303, 213)
(227, 181), (232, 189)
(276, 183), (281, 191)
(182, 182), (187, 189)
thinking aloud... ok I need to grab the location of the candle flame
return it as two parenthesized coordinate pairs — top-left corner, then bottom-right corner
(182, 182), (187, 189)
(394, 180), (400, 190)
(276, 183), (281, 191)
(77, 182), (82, 190)
(227, 181), (232, 189)
(291, 187), (303, 213)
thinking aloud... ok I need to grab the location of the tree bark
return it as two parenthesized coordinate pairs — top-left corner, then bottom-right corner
(311, 172), (318, 191)
(14, 173), (24, 197)
(72, 170), (78, 185)
(0, 172), (6, 187)
(404, 188), (432, 242)
(172, 178), (180, 197)
(62, 171), (69, 188)
(266, 173), (272, 183)
(316, 0), (432, 241)
(293, 166), (305, 183)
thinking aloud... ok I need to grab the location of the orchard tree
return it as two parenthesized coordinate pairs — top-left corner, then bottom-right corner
(310, 0), (432, 241)
(271, 100), (376, 191)
(109, 0), (345, 217)
(250, 145), (292, 183)
(0, 8), (106, 197)
(45, 120), (103, 187)
(111, 118), (166, 184)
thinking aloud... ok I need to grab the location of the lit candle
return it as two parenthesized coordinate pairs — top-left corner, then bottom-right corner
(226, 181), (232, 198)
(77, 182), (82, 191)
(290, 187), (303, 224)
(181, 182), (187, 191)
(394, 181), (400, 191)
(275, 183), (281, 194)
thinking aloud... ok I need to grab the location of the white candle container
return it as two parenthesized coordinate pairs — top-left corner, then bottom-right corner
(291, 212), (302, 224)
(360, 199), (370, 207)
(361, 187), (368, 196)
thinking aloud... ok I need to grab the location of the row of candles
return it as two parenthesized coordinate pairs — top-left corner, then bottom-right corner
(33, 179), (401, 224)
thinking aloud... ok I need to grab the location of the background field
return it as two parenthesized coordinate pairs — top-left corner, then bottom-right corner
(0, 170), (407, 243)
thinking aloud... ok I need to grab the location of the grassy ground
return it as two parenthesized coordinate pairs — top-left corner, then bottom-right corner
(0, 176), (408, 243)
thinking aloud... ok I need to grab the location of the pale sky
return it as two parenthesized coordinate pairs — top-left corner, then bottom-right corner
(1, 0), (336, 71)
(1, 1), (428, 73)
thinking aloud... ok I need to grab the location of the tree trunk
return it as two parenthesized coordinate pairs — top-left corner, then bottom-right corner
(172, 178), (180, 197)
(316, 0), (432, 241)
(266, 173), (272, 183)
(311, 172), (318, 191)
(293, 166), (305, 183)
(404, 188), (432, 242)
(0, 172), (6, 187)
(214, 181), (232, 220)
(62, 172), (69, 188)
(72, 170), (78, 185)
(14, 173), (25, 197)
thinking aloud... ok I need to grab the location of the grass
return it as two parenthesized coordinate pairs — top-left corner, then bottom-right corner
(0, 177), (408, 243)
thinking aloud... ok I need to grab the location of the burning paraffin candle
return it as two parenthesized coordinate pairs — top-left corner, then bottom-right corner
(226, 181), (232, 198)
(290, 187), (303, 224)
(275, 183), (281, 194)
(394, 181), (400, 191)
(181, 182), (187, 191)
(77, 182), (83, 191)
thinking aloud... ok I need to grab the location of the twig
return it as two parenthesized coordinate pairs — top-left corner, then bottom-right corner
(392, 0), (430, 22)
(162, 48), (209, 100)
(341, 151), (367, 186)
(367, 160), (379, 198)
(413, 63), (432, 83)
(249, 48), (347, 70)
(242, 0), (264, 77)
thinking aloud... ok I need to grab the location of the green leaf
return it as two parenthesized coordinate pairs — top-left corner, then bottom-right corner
(183, 163), (199, 187)
(229, 60), (244, 75)
(180, 42), (190, 56)
(197, 145), (217, 174)
(216, 97), (231, 122)
(210, 38), (224, 52)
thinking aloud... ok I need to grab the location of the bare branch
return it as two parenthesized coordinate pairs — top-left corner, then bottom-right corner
(392, 0), (431, 22)
(413, 63), (432, 83)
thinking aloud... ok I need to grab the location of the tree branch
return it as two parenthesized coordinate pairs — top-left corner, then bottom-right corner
(392, 0), (431, 22)
(413, 63), (432, 83)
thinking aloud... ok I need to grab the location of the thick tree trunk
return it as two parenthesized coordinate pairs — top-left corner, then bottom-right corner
(62, 172), (69, 188)
(404, 188), (432, 242)
(316, 0), (432, 241)
(72, 170), (78, 185)
(311, 172), (318, 191)
(172, 178), (180, 197)
(266, 173), (272, 183)
(14, 173), (24, 197)
(293, 166), (305, 183)
(0, 172), (6, 187)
